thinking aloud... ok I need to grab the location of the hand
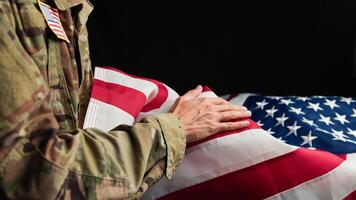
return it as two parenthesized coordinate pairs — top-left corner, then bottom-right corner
(171, 85), (251, 143)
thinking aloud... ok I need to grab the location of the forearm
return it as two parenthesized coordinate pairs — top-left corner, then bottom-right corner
(82, 113), (186, 198)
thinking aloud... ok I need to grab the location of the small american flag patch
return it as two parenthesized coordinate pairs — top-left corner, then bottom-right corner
(38, 0), (70, 43)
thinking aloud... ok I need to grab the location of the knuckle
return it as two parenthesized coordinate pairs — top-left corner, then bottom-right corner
(208, 122), (217, 131)
(209, 112), (219, 119)
(206, 103), (214, 110)
(220, 112), (225, 119)
(202, 98), (210, 105)
(179, 96), (187, 102)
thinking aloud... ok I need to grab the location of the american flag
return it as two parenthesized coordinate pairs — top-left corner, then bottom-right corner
(228, 94), (356, 155)
(84, 67), (356, 200)
(38, 1), (70, 43)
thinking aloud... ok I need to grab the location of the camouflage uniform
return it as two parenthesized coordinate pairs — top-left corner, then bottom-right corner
(0, 0), (186, 199)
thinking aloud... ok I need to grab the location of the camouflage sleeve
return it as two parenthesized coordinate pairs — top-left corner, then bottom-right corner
(0, 1), (186, 199)
(83, 114), (186, 199)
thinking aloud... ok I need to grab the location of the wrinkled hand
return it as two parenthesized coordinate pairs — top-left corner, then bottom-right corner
(171, 85), (251, 143)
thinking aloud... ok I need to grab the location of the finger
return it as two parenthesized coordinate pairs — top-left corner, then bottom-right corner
(219, 110), (252, 121)
(208, 97), (229, 105)
(218, 120), (250, 132)
(209, 98), (248, 111)
(214, 104), (249, 112)
(181, 85), (203, 100)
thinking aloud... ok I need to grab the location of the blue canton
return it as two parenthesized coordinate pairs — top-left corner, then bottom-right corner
(243, 95), (356, 154)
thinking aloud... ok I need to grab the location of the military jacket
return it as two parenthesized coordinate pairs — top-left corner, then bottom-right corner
(0, 0), (186, 199)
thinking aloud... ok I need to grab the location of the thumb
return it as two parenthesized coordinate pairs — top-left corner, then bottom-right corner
(182, 85), (203, 100)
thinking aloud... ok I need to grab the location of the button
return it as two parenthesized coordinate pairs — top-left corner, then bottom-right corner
(36, 92), (45, 100)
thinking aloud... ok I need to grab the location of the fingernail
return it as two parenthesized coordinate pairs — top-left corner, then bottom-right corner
(245, 111), (252, 116)
(242, 120), (250, 126)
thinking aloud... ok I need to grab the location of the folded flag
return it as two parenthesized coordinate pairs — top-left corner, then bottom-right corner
(84, 66), (356, 200)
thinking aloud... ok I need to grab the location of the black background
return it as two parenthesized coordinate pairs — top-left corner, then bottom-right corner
(87, 2), (356, 97)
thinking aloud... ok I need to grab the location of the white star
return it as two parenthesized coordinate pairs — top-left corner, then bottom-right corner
(313, 95), (324, 98)
(302, 117), (316, 127)
(287, 121), (301, 136)
(347, 128), (356, 137)
(318, 114), (335, 126)
(334, 113), (349, 125)
(301, 131), (318, 147)
(297, 96), (309, 101)
(269, 96), (282, 100)
(255, 99), (268, 110)
(331, 129), (348, 142)
(280, 99), (294, 106)
(275, 113), (289, 127)
(256, 120), (264, 127)
(324, 99), (340, 110)
(265, 106), (278, 118)
(352, 109), (356, 118)
(340, 97), (355, 105)
(289, 107), (306, 115)
(307, 102), (323, 112)
(266, 128), (275, 135)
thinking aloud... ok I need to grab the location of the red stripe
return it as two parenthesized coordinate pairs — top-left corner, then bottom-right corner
(49, 8), (60, 17)
(91, 79), (146, 117)
(52, 31), (68, 39)
(337, 154), (347, 160)
(48, 25), (68, 39)
(187, 118), (260, 148)
(159, 148), (344, 200)
(100, 66), (169, 112)
(141, 79), (168, 112)
(51, 15), (61, 23)
(52, 30), (67, 37)
(202, 86), (212, 92)
(48, 22), (64, 30)
(50, 13), (61, 21)
(48, 26), (66, 36)
(344, 191), (356, 200)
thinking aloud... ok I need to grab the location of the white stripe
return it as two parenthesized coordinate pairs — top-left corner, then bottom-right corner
(347, 153), (356, 166)
(49, 11), (61, 21)
(83, 100), (94, 128)
(48, 26), (66, 35)
(95, 67), (159, 102)
(47, 20), (63, 28)
(265, 160), (356, 200)
(47, 23), (66, 34)
(91, 99), (100, 128)
(220, 94), (230, 100)
(142, 129), (298, 200)
(91, 100), (134, 132)
(83, 98), (98, 129)
(48, 17), (61, 24)
(229, 93), (256, 105)
(83, 99), (134, 131)
(50, 14), (61, 22)
(199, 91), (218, 98)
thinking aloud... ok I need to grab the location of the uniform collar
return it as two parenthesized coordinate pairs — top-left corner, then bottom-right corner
(53, 0), (93, 28)
(54, 0), (87, 10)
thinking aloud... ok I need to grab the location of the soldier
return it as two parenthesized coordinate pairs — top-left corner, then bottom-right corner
(0, 0), (251, 199)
